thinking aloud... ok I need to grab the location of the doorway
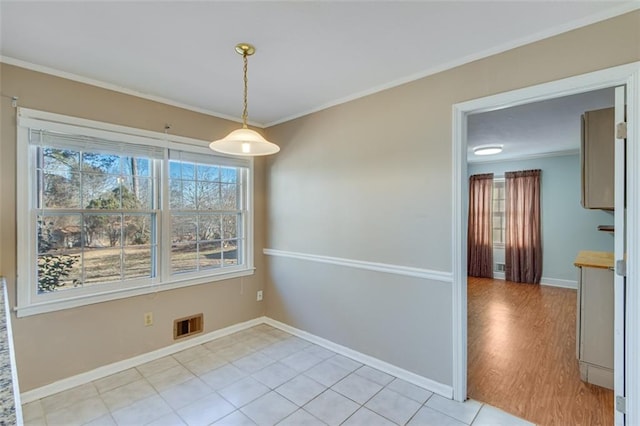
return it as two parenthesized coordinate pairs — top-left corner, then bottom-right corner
(464, 88), (615, 424)
(451, 62), (640, 426)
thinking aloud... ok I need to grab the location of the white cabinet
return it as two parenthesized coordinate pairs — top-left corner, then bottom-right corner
(581, 107), (614, 210)
(576, 266), (614, 389)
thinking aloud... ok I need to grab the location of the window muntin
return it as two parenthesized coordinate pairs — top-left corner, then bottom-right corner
(18, 111), (253, 316)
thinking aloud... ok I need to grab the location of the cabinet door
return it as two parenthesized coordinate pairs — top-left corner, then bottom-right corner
(581, 108), (614, 209)
(580, 267), (614, 368)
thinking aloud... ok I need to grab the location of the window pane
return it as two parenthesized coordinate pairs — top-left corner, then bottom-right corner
(221, 184), (238, 209)
(37, 215), (83, 293)
(84, 214), (122, 248)
(197, 182), (219, 210)
(169, 161), (182, 179)
(43, 171), (81, 208)
(180, 163), (195, 180)
(221, 167), (238, 183)
(493, 217), (502, 228)
(37, 252), (82, 293)
(222, 240), (238, 265)
(122, 157), (151, 177)
(169, 180), (196, 209)
(169, 179), (182, 209)
(171, 243), (197, 273)
(182, 181), (196, 209)
(43, 148), (80, 173)
(83, 174), (120, 208)
(199, 241), (222, 270)
(38, 215), (82, 252)
(172, 215), (197, 243)
(197, 164), (219, 181)
(124, 214), (152, 246)
(84, 247), (122, 284)
(199, 215), (221, 241)
(124, 246), (152, 279)
(82, 152), (120, 174)
(121, 177), (153, 209)
(222, 215), (237, 239)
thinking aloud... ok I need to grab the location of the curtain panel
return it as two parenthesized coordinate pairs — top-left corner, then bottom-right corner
(505, 169), (542, 284)
(468, 173), (494, 278)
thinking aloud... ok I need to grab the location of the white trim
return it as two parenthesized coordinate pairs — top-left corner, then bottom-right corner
(15, 269), (255, 318)
(490, 274), (578, 290)
(451, 96), (468, 402)
(452, 62), (640, 421)
(15, 108), (254, 317)
(263, 317), (453, 399)
(263, 248), (452, 283)
(20, 316), (266, 404)
(468, 149), (580, 164)
(18, 107), (249, 158)
(4, 3), (637, 130)
(21, 315), (454, 404)
(624, 67), (640, 426)
(614, 85), (626, 426)
(541, 277), (578, 290)
(0, 56), (263, 128)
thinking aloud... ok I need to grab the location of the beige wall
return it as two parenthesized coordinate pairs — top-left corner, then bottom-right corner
(0, 64), (268, 391)
(2, 9), (639, 394)
(263, 11), (640, 386)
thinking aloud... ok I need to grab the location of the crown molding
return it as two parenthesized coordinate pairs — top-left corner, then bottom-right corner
(0, 55), (266, 129)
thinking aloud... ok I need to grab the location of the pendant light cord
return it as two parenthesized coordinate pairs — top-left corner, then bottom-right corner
(242, 52), (249, 129)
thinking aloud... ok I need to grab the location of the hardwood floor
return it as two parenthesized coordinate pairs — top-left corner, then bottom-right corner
(467, 277), (613, 426)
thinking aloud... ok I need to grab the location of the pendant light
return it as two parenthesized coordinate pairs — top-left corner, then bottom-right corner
(210, 43), (280, 156)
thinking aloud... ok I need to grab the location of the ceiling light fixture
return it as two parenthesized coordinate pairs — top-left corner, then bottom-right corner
(210, 43), (280, 156)
(473, 145), (503, 156)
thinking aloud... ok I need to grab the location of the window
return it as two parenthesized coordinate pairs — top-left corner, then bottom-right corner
(168, 152), (245, 274)
(17, 109), (253, 316)
(492, 178), (505, 245)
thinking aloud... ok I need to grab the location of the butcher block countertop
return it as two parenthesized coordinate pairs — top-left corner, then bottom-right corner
(574, 250), (614, 269)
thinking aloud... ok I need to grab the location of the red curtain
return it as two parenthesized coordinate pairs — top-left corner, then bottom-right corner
(505, 169), (542, 284)
(468, 173), (494, 278)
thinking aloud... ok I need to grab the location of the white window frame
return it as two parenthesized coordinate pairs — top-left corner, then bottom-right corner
(492, 177), (506, 248)
(16, 108), (254, 317)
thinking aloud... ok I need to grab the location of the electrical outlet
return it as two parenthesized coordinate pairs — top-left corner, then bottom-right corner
(256, 290), (263, 301)
(144, 312), (153, 326)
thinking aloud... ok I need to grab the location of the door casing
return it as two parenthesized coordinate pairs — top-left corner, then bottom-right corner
(451, 62), (640, 425)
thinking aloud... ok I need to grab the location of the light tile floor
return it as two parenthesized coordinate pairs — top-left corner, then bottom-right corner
(21, 324), (534, 426)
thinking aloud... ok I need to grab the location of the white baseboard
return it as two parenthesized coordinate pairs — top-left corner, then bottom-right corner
(263, 317), (453, 399)
(20, 317), (265, 403)
(493, 271), (505, 280)
(540, 277), (578, 289)
(21, 315), (452, 404)
(490, 273), (577, 289)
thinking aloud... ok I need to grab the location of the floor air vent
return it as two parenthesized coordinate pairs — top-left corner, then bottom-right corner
(174, 313), (203, 339)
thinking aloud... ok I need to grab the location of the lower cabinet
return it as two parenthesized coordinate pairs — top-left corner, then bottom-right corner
(576, 266), (614, 389)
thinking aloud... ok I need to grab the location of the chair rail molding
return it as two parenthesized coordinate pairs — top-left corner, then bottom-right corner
(263, 248), (453, 283)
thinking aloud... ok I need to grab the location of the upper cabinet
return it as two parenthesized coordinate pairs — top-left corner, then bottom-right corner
(581, 107), (614, 210)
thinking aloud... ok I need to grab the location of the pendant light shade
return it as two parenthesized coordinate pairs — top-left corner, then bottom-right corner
(210, 43), (280, 157)
(210, 127), (280, 156)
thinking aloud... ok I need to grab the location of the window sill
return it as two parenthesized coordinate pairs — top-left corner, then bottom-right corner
(15, 268), (256, 318)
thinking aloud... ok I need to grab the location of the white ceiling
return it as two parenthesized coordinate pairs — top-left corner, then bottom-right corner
(467, 87), (615, 162)
(0, 1), (636, 129)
